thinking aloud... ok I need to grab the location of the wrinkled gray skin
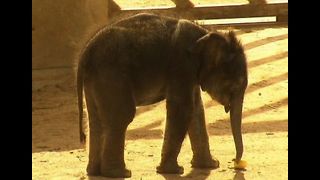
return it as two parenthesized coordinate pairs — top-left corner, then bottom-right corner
(77, 13), (248, 178)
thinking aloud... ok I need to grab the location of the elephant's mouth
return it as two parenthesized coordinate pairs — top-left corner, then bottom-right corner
(224, 104), (230, 113)
(207, 92), (231, 113)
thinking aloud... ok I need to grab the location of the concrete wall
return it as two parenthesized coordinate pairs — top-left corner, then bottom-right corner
(32, 0), (110, 69)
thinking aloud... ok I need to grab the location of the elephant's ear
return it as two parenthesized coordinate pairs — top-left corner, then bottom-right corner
(227, 30), (243, 54)
(228, 31), (237, 43)
(188, 32), (227, 54)
(188, 33), (210, 53)
(191, 32), (228, 86)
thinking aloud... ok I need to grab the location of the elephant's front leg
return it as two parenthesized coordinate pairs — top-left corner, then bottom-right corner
(188, 87), (219, 169)
(156, 87), (194, 174)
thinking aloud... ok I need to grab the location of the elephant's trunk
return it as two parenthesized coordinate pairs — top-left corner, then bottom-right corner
(230, 92), (244, 162)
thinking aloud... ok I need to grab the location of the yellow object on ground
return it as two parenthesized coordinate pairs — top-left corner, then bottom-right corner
(234, 160), (247, 169)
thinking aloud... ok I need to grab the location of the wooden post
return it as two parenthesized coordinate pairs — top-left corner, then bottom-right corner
(276, 15), (288, 23)
(171, 0), (194, 9)
(108, 0), (121, 18)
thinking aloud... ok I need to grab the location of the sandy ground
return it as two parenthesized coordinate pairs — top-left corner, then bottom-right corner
(32, 24), (288, 180)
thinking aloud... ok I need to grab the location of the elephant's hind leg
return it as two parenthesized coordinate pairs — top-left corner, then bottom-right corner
(85, 92), (102, 176)
(81, 89), (101, 176)
(93, 73), (136, 178)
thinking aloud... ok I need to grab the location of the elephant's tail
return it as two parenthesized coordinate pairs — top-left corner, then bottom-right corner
(77, 53), (86, 144)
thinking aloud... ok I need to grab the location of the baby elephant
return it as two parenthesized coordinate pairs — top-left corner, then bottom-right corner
(77, 13), (248, 178)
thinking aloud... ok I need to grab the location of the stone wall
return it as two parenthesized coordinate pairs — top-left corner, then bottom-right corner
(32, 0), (110, 69)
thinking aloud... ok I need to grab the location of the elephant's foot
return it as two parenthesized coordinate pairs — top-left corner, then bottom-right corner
(191, 156), (220, 169)
(86, 163), (100, 176)
(156, 161), (184, 174)
(100, 167), (132, 178)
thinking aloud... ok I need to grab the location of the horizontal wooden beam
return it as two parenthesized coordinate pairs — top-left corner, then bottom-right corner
(112, 3), (287, 21)
(202, 21), (287, 29)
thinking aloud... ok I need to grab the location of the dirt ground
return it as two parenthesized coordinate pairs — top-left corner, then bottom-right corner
(32, 24), (288, 179)
(32, 1), (287, 179)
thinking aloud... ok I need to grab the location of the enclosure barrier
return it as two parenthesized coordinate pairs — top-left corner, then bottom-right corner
(107, 0), (288, 27)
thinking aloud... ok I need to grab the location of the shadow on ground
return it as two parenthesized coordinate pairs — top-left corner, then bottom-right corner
(85, 169), (245, 180)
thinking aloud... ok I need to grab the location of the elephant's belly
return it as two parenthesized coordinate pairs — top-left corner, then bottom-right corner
(129, 57), (168, 106)
(135, 95), (165, 106)
(132, 81), (166, 106)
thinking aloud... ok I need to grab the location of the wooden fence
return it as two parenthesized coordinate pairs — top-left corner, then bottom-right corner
(107, 0), (288, 27)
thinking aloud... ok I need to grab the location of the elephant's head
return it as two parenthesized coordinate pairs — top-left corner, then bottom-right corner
(190, 31), (248, 162)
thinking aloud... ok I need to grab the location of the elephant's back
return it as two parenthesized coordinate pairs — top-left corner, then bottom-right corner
(80, 14), (176, 82)
(113, 13), (178, 35)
